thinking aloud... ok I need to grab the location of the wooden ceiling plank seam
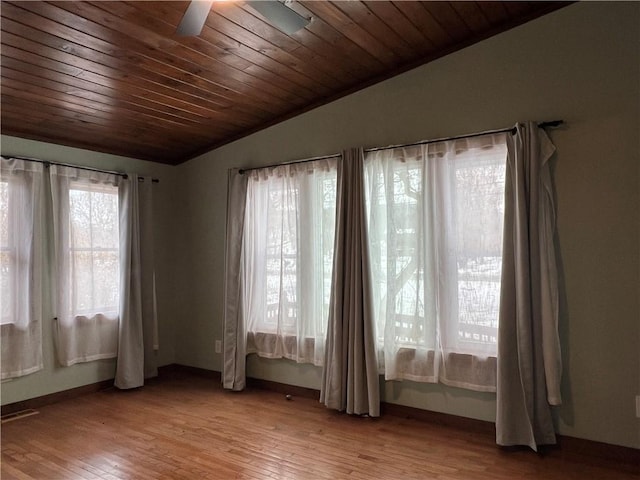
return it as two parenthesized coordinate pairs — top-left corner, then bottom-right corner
(449, 2), (493, 35)
(88, 0), (315, 106)
(0, 123), (176, 164)
(123, 1), (253, 70)
(420, 2), (473, 44)
(0, 92), (209, 150)
(40, 2), (298, 113)
(0, 66), (233, 133)
(331, 1), (418, 62)
(206, 4), (344, 90)
(0, 4), (272, 123)
(362, 1), (437, 54)
(1, 56), (192, 126)
(1, 32), (273, 128)
(196, 22), (331, 100)
(502, 2), (535, 17)
(43, 2), (296, 105)
(286, 1), (388, 74)
(12, 2), (292, 118)
(0, 54), (253, 129)
(0, 100), (215, 161)
(270, 4), (376, 82)
(0, 76), (229, 141)
(391, 1), (454, 48)
(0, 102), (183, 160)
(153, 1), (337, 95)
(299, 1), (400, 68)
(0, 57), (264, 145)
(0, 15), (236, 128)
(474, 2), (510, 27)
(198, 6), (342, 92)
(220, 2), (358, 88)
(131, 1), (326, 101)
(120, 1), (315, 101)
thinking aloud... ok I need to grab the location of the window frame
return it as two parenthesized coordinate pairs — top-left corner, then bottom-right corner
(66, 181), (121, 321)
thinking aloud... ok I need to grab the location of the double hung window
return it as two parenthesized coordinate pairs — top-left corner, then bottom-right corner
(242, 159), (337, 366)
(67, 182), (120, 320)
(364, 134), (507, 390)
(50, 166), (121, 366)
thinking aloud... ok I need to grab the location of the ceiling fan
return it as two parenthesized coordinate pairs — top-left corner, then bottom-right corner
(177, 0), (311, 36)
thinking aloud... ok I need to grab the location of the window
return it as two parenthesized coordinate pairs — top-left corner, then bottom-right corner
(50, 166), (121, 366)
(242, 159), (337, 366)
(2, 159), (156, 377)
(365, 134), (507, 390)
(67, 182), (120, 320)
(0, 179), (13, 325)
(0, 158), (44, 379)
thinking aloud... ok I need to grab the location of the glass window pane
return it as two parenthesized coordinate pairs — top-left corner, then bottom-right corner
(69, 184), (119, 318)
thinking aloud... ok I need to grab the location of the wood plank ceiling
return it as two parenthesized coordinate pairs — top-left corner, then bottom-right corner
(1, 1), (569, 165)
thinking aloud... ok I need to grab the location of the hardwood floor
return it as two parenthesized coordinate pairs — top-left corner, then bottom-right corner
(2, 373), (638, 479)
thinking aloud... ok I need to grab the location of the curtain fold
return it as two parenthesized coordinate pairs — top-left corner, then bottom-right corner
(496, 122), (562, 450)
(223, 169), (249, 390)
(115, 174), (158, 389)
(321, 148), (380, 417)
(0, 158), (44, 379)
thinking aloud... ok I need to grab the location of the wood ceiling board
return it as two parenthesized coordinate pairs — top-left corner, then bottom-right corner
(0, 1), (571, 165)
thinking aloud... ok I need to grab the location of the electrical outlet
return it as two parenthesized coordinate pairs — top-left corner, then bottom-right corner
(636, 396), (640, 418)
(215, 340), (222, 354)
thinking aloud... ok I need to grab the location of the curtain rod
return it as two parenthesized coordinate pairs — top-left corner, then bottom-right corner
(238, 152), (341, 175)
(364, 120), (564, 153)
(237, 121), (564, 174)
(1, 155), (159, 183)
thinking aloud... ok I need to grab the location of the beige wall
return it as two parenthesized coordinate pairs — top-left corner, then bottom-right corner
(178, 2), (640, 448)
(0, 136), (184, 404)
(1, 1), (638, 450)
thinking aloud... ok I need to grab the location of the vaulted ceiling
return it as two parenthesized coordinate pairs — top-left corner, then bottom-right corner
(1, 1), (568, 165)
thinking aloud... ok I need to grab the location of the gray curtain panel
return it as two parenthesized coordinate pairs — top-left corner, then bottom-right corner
(496, 122), (562, 450)
(116, 175), (158, 389)
(321, 148), (380, 417)
(222, 169), (249, 391)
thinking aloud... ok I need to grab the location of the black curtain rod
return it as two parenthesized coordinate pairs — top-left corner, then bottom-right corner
(364, 120), (564, 153)
(238, 153), (341, 175)
(1, 155), (159, 183)
(238, 121), (564, 173)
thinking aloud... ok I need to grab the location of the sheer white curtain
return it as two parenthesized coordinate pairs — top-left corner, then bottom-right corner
(243, 159), (338, 366)
(50, 165), (121, 366)
(364, 134), (507, 391)
(116, 174), (158, 389)
(0, 158), (44, 379)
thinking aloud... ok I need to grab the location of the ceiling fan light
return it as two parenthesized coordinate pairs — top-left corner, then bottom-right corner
(247, 1), (310, 35)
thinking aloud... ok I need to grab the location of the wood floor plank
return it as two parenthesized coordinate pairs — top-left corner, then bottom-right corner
(2, 373), (637, 479)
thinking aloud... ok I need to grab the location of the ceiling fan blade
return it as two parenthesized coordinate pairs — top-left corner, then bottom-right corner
(246, 1), (310, 35)
(176, 0), (214, 36)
